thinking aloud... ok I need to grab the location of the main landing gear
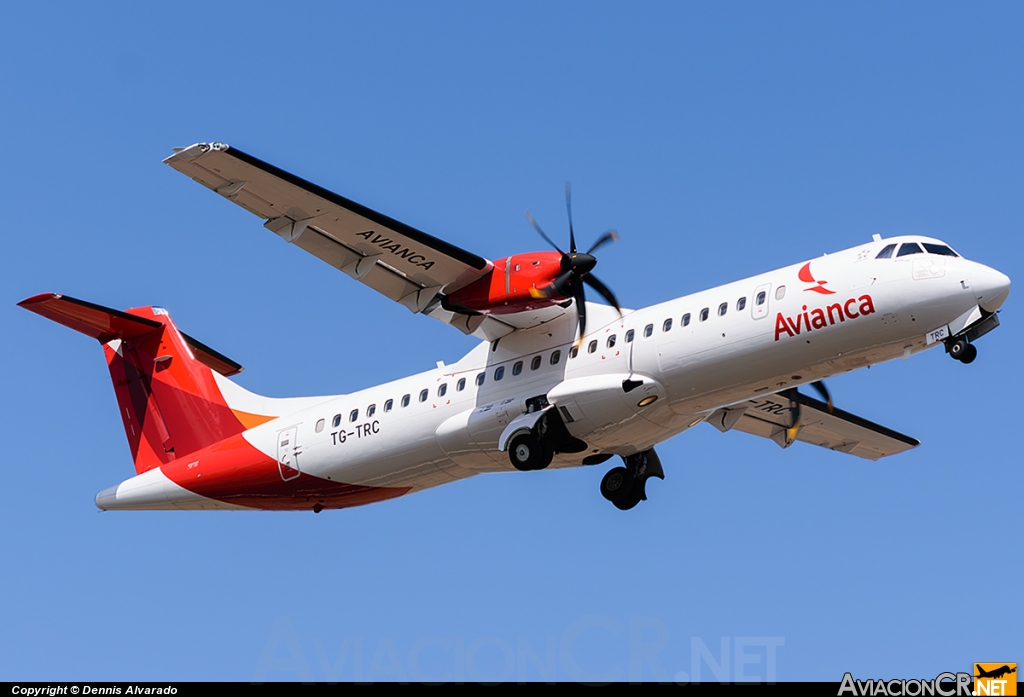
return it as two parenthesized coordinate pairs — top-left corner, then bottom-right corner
(946, 336), (978, 364)
(509, 433), (553, 471)
(599, 448), (665, 511)
(507, 407), (587, 472)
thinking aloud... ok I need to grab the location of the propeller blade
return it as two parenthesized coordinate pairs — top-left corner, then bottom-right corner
(586, 230), (619, 256)
(565, 182), (577, 254)
(785, 388), (801, 443)
(525, 211), (565, 255)
(584, 274), (621, 313)
(573, 284), (588, 340)
(810, 380), (834, 412)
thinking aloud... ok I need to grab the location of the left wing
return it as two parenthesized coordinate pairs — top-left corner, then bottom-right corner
(164, 142), (543, 339)
(707, 391), (919, 460)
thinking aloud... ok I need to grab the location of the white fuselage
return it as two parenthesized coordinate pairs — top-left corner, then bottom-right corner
(226, 235), (1008, 495)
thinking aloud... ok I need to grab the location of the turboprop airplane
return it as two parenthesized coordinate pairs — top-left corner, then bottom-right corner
(19, 142), (1012, 512)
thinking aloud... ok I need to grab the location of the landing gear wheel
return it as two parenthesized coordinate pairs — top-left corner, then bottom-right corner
(958, 343), (978, 364)
(509, 433), (552, 471)
(613, 478), (646, 510)
(948, 338), (969, 361)
(600, 466), (635, 503)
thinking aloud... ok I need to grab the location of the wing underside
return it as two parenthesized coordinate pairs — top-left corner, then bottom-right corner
(708, 391), (919, 460)
(164, 142), (563, 340)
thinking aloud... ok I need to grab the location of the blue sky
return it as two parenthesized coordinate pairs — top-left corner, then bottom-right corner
(2, 1), (1020, 682)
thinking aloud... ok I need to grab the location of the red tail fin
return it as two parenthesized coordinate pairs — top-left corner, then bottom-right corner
(19, 293), (251, 475)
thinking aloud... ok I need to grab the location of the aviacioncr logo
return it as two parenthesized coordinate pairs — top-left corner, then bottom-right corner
(799, 262), (835, 295)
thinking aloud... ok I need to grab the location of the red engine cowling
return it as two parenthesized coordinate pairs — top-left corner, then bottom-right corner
(446, 252), (567, 315)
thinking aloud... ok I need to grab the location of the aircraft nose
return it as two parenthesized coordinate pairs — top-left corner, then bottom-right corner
(973, 265), (1011, 312)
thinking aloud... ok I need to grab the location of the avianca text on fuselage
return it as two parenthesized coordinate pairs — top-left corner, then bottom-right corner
(774, 295), (877, 341)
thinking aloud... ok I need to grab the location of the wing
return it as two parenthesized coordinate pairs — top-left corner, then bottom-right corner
(707, 391), (919, 460)
(164, 142), (540, 340)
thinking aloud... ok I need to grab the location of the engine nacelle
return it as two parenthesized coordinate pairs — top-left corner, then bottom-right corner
(547, 374), (668, 449)
(445, 252), (565, 314)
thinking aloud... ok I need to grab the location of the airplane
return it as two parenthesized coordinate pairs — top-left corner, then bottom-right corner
(18, 141), (1012, 513)
(975, 665), (1016, 680)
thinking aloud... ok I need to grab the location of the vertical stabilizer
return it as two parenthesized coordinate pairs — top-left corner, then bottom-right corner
(19, 294), (255, 474)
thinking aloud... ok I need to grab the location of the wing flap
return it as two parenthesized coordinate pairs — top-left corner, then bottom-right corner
(710, 391), (919, 460)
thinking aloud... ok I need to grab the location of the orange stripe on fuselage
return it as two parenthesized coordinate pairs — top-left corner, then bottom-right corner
(232, 410), (276, 430)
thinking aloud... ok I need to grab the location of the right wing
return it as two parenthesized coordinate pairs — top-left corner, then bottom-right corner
(164, 142), (553, 340)
(707, 390), (920, 460)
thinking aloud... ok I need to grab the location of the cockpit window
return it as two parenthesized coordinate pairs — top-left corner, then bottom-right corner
(897, 243), (923, 257)
(922, 243), (959, 257)
(875, 244), (896, 259)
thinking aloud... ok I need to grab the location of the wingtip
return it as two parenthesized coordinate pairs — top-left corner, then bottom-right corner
(17, 292), (61, 309)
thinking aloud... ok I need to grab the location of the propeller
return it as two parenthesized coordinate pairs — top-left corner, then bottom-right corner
(784, 380), (834, 443)
(525, 183), (621, 340)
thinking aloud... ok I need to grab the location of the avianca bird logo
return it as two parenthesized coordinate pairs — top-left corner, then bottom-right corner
(799, 262), (835, 295)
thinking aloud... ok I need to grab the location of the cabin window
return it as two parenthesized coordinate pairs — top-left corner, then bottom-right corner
(588, 340), (598, 354)
(512, 361), (523, 376)
(419, 389), (428, 402)
(315, 419), (325, 433)
(384, 399), (393, 412)
(476, 372), (485, 386)
(607, 334), (616, 348)
(625, 329), (635, 342)
(332, 414), (342, 428)
(550, 350), (561, 365)
(736, 297), (746, 311)
(875, 244), (896, 259)
(367, 404), (376, 417)
(349, 409), (358, 422)
(923, 243), (958, 257)
(775, 286), (786, 300)
(699, 308), (709, 322)
(897, 243), (923, 257)
(401, 394), (410, 407)
(644, 323), (654, 338)
(756, 291), (766, 306)
(570, 346), (579, 359)
(457, 377), (466, 391)
(437, 384), (447, 397)
(682, 313), (691, 327)
(663, 318), (673, 332)
(531, 356), (542, 370)
(718, 302), (727, 317)
(494, 366), (504, 381)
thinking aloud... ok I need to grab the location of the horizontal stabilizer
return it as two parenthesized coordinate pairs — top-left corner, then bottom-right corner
(18, 293), (161, 341)
(18, 293), (243, 376)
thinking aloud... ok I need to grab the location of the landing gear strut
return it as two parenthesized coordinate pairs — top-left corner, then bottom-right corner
(947, 337), (978, 364)
(600, 448), (665, 510)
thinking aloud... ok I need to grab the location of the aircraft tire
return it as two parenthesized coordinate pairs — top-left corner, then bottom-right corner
(958, 343), (978, 364)
(600, 466), (634, 503)
(948, 338), (968, 360)
(613, 486), (644, 510)
(509, 434), (552, 471)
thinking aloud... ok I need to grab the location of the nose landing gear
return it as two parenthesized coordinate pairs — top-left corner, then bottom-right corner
(947, 337), (978, 364)
(599, 448), (665, 510)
